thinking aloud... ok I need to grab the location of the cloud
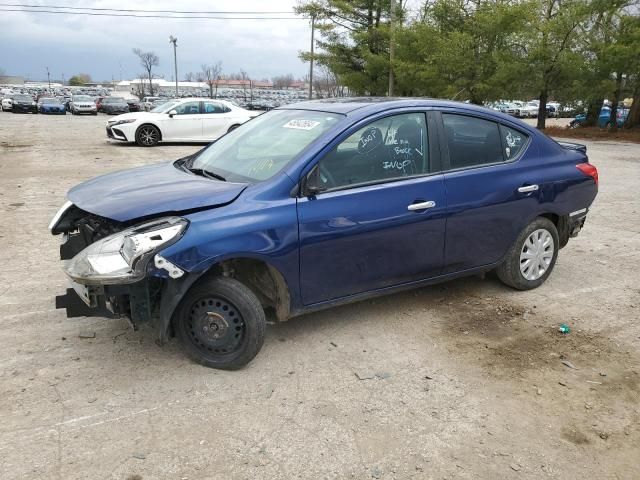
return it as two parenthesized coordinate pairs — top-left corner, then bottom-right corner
(0, 0), (311, 82)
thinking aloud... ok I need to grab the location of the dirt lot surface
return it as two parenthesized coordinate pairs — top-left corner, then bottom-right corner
(1, 113), (639, 480)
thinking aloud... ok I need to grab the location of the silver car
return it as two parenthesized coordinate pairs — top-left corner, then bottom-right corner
(70, 95), (98, 115)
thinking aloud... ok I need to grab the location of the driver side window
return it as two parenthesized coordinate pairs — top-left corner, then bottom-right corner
(316, 113), (428, 190)
(174, 101), (201, 115)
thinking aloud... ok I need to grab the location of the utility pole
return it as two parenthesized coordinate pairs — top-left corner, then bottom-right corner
(61, 73), (65, 86)
(46, 66), (51, 90)
(388, 0), (395, 96)
(309, 13), (316, 100)
(169, 35), (178, 97)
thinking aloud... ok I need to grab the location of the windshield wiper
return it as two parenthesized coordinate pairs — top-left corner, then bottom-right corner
(187, 167), (227, 182)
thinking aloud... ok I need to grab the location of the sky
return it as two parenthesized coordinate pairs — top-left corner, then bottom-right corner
(0, 1), (312, 83)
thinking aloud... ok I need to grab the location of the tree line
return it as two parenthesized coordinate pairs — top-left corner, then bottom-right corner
(296, 0), (640, 129)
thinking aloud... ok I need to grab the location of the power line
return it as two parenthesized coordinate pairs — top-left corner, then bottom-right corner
(0, 8), (304, 19)
(0, 3), (295, 15)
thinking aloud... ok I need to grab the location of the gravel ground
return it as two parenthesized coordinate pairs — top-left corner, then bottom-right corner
(0, 112), (638, 480)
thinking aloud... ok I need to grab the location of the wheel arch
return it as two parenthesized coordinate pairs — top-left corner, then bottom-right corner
(161, 255), (292, 341)
(205, 256), (292, 322)
(538, 212), (570, 248)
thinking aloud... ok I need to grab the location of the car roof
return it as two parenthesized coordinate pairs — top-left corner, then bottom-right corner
(279, 97), (535, 127)
(279, 97), (507, 116)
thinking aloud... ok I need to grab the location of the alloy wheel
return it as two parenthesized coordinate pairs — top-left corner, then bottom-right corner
(139, 126), (159, 146)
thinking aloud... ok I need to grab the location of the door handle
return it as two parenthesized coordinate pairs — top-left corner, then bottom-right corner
(407, 201), (436, 211)
(517, 184), (539, 193)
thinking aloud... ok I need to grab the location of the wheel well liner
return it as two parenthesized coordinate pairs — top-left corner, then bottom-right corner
(204, 258), (291, 321)
(539, 212), (569, 248)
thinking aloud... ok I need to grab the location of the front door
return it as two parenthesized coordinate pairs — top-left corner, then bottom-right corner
(297, 112), (446, 305)
(161, 100), (203, 141)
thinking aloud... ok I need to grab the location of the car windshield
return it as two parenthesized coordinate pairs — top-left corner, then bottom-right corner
(41, 98), (61, 104)
(151, 100), (179, 113)
(104, 97), (124, 103)
(73, 95), (93, 101)
(190, 109), (344, 183)
(14, 95), (32, 102)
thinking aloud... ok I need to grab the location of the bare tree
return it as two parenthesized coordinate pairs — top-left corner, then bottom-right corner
(272, 74), (295, 89)
(132, 48), (159, 96)
(132, 74), (147, 100)
(184, 71), (195, 82)
(201, 62), (222, 98)
(313, 66), (343, 98)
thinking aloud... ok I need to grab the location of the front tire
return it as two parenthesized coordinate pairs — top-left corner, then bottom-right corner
(175, 276), (266, 370)
(135, 124), (160, 146)
(496, 217), (559, 290)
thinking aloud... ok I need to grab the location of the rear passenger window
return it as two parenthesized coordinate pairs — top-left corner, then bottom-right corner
(442, 114), (503, 169)
(500, 125), (528, 159)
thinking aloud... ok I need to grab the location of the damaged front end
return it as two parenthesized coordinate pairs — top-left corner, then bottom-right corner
(51, 202), (190, 338)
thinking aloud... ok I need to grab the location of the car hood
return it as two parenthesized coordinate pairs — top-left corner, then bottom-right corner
(67, 161), (248, 222)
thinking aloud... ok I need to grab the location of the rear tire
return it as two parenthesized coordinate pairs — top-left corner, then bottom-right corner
(175, 276), (266, 370)
(496, 217), (559, 290)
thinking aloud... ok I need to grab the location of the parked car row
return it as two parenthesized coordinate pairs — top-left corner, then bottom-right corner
(1, 92), (144, 116)
(570, 106), (629, 129)
(487, 100), (562, 118)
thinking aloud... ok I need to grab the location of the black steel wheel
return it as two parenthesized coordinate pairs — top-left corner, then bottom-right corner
(135, 124), (160, 146)
(175, 276), (266, 369)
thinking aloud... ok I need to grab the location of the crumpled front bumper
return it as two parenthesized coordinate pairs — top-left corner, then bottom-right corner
(55, 278), (158, 326)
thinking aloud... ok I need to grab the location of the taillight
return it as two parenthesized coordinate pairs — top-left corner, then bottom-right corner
(576, 163), (598, 186)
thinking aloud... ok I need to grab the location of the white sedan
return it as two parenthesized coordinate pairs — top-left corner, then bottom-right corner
(1, 97), (13, 111)
(106, 98), (258, 146)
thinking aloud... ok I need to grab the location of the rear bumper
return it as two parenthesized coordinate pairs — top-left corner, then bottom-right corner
(568, 209), (588, 237)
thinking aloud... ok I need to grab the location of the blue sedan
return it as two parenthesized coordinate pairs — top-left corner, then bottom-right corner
(50, 98), (599, 369)
(37, 97), (66, 114)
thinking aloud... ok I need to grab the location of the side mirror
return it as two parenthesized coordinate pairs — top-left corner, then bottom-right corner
(168, 109), (178, 117)
(303, 165), (326, 197)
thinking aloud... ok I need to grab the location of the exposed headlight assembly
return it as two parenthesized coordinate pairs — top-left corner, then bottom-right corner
(64, 217), (188, 285)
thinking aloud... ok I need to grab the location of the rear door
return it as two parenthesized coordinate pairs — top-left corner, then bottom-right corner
(437, 111), (540, 273)
(202, 101), (233, 140)
(297, 111), (447, 305)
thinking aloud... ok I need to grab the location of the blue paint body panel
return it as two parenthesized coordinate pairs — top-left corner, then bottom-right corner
(68, 161), (248, 222)
(65, 99), (598, 317)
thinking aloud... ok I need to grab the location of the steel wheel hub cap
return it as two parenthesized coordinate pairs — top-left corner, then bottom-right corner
(520, 229), (554, 281)
(188, 297), (245, 354)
